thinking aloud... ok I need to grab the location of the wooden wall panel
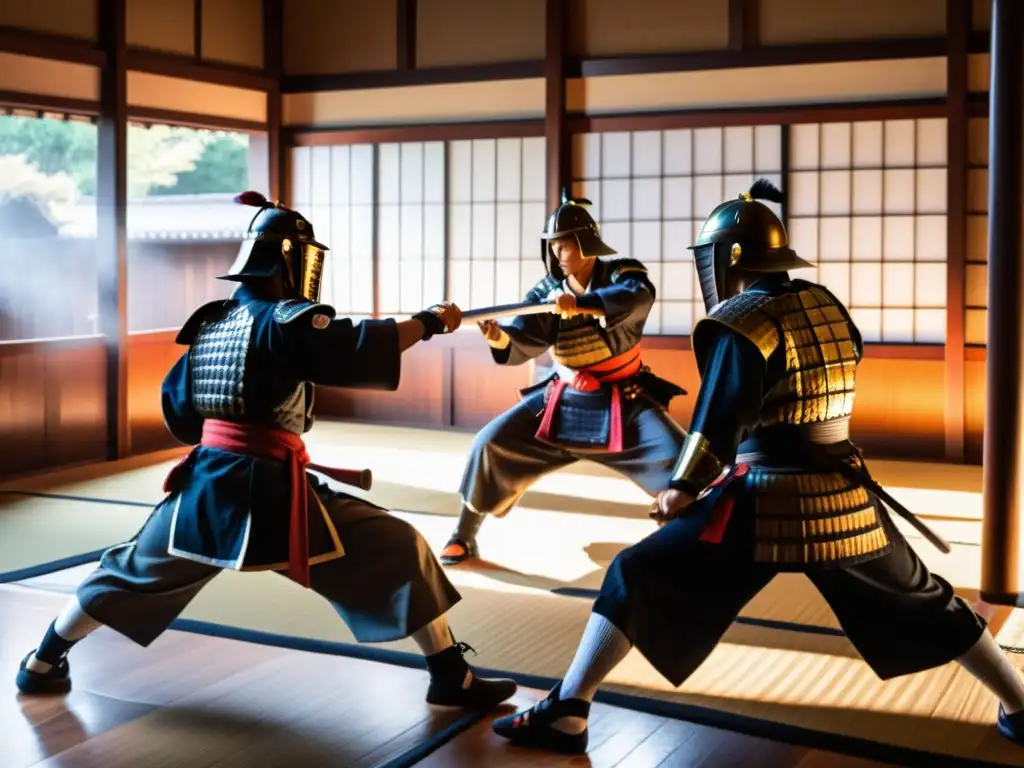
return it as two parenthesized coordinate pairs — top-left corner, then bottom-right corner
(202, 0), (264, 69)
(973, 0), (992, 30)
(849, 357), (946, 459)
(758, 0), (945, 45)
(969, 53), (990, 93)
(314, 342), (448, 427)
(0, 0), (98, 41)
(314, 340), (950, 462)
(0, 340), (107, 480)
(416, 0), (545, 68)
(568, 0), (730, 58)
(450, 344), (534, 430)
(127, 0), (195, 56)
(47, 344), (109, 467)
(0, 53), (99, 102)
(282, 78), (545, 127)
(641, 346), (700, 427)
(282, 0), (396, 75)
(126, 332), (184, 455)
(126, 72), (267, 123)
(0, 344), (49, 477)
(566, 57), (946, 115)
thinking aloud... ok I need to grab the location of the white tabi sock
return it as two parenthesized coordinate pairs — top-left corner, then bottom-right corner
(553, 613), (632, 734)
(957, 632), (1024, 714)
(27, 598), (102, 673)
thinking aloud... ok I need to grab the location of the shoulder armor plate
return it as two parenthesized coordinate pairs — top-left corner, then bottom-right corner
(527, 275), (560, 302)
(272, 300), (337, 325)
(605, 257), (648, 283)
(697, 291), (782, 361)
(175, 299), (236, 345)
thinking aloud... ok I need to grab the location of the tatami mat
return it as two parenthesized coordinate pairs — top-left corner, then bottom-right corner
(6, 420), (1017, 765)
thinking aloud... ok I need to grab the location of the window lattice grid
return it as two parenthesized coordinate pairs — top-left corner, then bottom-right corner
(447, 137), (547, 311)
(571, 126), (784, 335)
(377, 142), (447, 315)
(786, 118), (949, 344)
(965, 116), (989, 346)
(290, 144), (375, 322)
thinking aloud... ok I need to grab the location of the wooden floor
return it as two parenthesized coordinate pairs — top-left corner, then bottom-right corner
(0, 586), (896, 768)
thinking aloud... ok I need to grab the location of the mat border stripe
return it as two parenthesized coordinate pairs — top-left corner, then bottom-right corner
(168, 618), (1008, 768)
(0, 492), (1006, 768)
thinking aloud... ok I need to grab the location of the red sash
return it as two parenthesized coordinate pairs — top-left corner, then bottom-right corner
(534, 346), (643, 453)
(698, 463), (750, 544)
(163, 419), (346, 588)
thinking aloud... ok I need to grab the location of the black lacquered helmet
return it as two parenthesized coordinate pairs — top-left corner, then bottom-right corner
(220, 191), (329, 303)
(540, 189), (616, 279)
(690, 178), (814, 311)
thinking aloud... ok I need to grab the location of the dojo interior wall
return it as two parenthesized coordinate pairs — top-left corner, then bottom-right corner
(0, 0), (1001, 480)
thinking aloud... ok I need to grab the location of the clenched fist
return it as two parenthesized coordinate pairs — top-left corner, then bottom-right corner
(554, 293), (579, 319)
(433, 301), (462, 334)
(649, 488), (694, 527)
(414, 301), (462, 340)
(478, 318), (503, 341)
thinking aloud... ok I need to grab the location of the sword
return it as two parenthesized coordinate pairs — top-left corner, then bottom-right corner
(750, 428), (953, 555)
(795, 434), (953, 554)
(460, 301), (604, 323)
(826, 458), (952, 554)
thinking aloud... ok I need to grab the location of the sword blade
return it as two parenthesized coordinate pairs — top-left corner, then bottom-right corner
(460, 302), (557, 322)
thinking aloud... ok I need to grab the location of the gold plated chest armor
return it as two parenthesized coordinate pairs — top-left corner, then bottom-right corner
(551, 316), (614, 369)
(703, 285), (859, 428)
(686, 284), (889, 568)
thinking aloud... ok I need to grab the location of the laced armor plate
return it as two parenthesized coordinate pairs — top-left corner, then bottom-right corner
(190, 304), (254, 420)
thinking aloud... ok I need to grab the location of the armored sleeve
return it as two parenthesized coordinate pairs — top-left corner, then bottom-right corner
(160, 352), (205, 445)
(274, 301), (402, 390)
(574, 259), (655, 331)
(669, 294), (784, 495)
(490, 277), (560, 366)
(668, 328), (770, 495)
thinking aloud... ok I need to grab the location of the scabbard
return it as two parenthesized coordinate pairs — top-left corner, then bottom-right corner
(821, 453), (952, 554)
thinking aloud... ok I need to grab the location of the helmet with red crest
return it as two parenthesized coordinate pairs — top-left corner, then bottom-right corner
(220, 191), (329, 303)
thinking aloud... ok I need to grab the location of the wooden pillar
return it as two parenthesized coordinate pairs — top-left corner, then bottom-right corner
(945, 0), (969, 463)
(194, 0), (203, 60)
(97, 0), (129, 460)
(980, 0), (1024, 606)
(545, 0), (569, 211)
(263, 0), (283, 202)
(397, 0), (417, 71)
(728, 0), (758, 51)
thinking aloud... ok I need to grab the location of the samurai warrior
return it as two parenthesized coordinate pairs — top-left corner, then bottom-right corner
(439, 191), (688, 566)
(492, 180), (1024, 753)
(16, 192), (517, 712)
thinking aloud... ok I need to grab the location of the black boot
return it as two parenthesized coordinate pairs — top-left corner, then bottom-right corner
(998, 704), (1024, 746)
(425, 641), (517, 710)
(16, 621), (77, 695)
(492, 683), (590, 754)
(439, 506), (486, 565)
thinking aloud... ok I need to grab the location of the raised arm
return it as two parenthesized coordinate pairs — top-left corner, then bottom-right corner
(573, 259), (655, 331)
(484, 278), (561, 366)
(274, 300), (459, 390)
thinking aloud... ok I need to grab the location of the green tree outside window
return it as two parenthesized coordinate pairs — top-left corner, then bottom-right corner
(0, 115), (250, 225)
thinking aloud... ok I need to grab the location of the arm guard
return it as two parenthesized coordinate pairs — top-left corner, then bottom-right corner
(669, 432), (725, 496)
